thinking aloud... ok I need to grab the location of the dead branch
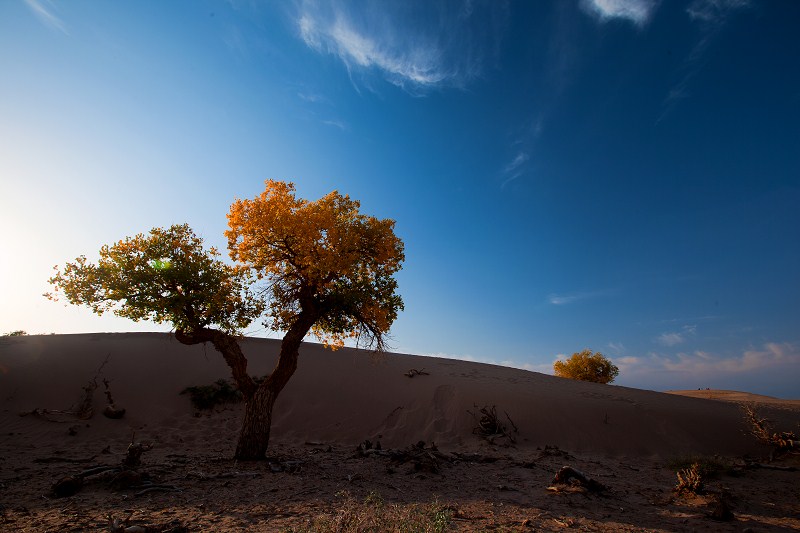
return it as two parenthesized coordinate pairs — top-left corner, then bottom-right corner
(746, 462), (797, 471)
(123, 442), (153, 469)
(405, 368), (430, 378)
(468, 405), (518, 444)
(102, 378), (126, 419)
(134, 485), (182, 497)
(34, 455), (97, 464)
(741, 403), (799, 460)
(550, 466), (607, 493)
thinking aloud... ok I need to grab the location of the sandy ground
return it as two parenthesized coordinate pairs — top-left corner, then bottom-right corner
(1, 333), (798, 532)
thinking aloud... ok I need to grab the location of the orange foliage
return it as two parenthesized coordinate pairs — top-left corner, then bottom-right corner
(226, 180), (404, 350)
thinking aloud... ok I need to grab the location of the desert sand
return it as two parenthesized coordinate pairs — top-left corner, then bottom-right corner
(1, 333), (798, 531)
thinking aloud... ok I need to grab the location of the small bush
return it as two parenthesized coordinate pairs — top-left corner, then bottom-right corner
(180, 379), (242, 410)
(3, 330), (27, 337)
(553, 349), (619, 384)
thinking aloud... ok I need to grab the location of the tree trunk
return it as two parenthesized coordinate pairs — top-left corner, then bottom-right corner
(233, 309), (318, 460)
(235, 386), (277, 460)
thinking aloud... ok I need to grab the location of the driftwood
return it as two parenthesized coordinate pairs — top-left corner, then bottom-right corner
(405, 368), (429, 378)
(549, 466), (607, 493)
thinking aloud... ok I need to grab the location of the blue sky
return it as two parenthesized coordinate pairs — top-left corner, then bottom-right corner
(1, 0), (798, 397)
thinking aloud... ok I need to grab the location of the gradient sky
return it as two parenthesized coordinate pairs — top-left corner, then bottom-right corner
(1, 0), (798, 398)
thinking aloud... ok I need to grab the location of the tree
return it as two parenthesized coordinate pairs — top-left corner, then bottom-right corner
(553, 349), (619, 384)
(47, 181), (405, 459)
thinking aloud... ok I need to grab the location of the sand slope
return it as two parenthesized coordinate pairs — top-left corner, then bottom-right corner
(3, 333), (796, 459)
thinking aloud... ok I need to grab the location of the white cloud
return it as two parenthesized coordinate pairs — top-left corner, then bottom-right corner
(25, 0), (68, 34)
(659, 343), (800, 375)
(295, 0), (498, 92)
(580, 0), (659, 26)
(657, 332), (684, 346)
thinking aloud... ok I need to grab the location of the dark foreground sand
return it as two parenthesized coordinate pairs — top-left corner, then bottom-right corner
(1, 333), (798, 531)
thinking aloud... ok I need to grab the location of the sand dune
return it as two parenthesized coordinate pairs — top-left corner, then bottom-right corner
(3, 333), (796, 458)
(2, 333), (799, 531)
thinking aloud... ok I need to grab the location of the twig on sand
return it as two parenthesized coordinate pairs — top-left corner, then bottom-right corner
(405, 368), (429, 378)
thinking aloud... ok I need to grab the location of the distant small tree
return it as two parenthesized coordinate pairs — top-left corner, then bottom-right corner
(553, 349), (619, 384)
(3, 330), (28, 337)
(46, 180), (404, 459)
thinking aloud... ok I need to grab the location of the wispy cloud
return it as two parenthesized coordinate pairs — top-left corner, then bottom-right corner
(607, 342), (626, 354)
(686, 0), (751, 24)
(295, 0), (504, 93)
(548, 289), (611, 305)
(656, 324), (697, 346)
(25, 0), (68, 34)
(500, 151), (530, 189)
(322, 119), (348, 131)
(580, 0), (660, 27)
(297, 91), (328, 104)
(658, 0), (751, 122)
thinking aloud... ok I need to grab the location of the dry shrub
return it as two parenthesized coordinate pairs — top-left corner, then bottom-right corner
(674, 463), (704, 494)
(296, 491), (452, 533)
(180, 379), (242, 410)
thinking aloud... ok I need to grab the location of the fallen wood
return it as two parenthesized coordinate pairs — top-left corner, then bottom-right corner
(405, 368), (429, 378)
(746, 462), (797, 472)
(551, 466), (607, 493)
(134, 485), (182, 497)
(34, 455), (97, 464)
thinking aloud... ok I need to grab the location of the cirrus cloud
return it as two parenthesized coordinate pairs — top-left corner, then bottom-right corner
(295, 0), (505, 93)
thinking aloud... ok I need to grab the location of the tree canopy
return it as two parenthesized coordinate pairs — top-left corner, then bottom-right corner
(226, 180), (404, 351)
(553, 349), (620, 384)
(46, 224), (263, 335)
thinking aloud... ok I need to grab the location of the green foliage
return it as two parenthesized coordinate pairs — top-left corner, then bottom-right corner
(553, 349), (619, 384)
(181, 379), (243, 410)
(2, 330), (27, 337)
(46, 224), (264, 335)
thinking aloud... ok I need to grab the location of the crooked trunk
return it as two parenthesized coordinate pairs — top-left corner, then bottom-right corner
(233, 309), (318, 460)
